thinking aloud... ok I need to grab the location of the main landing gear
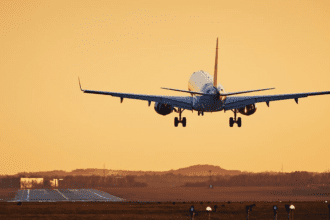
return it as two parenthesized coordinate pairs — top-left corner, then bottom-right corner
(198, 111), (204, 116)
(174, 108), (186, 127)
(229, 109), (242, 127)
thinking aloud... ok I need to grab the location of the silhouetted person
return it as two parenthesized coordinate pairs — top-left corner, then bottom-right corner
(213, 205), (218, 212)
(17, 202), (22, 206)
(285, 204), (290, 219)
(246, 204), (255, 220)
(328, 203), (330, 219)
(246, 205), (250, 220)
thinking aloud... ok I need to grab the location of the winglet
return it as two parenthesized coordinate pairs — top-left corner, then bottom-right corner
(78, 77), (84, 91)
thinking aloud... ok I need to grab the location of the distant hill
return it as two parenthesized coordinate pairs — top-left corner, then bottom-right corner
(167, 164), (241, 176)
(14, 164), (241, 177)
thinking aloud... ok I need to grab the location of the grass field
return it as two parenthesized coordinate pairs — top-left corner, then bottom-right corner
(1, 201), (330, 219)
(95, 186), (330, 202)
(1, 187), (330, 219)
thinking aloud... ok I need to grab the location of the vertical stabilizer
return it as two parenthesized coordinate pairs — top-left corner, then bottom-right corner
(213, 38), (218, 87)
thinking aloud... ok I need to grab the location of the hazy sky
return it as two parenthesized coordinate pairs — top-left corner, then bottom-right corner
(1, 0), (330, 175)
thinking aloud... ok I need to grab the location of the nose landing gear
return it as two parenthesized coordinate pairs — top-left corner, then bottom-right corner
(229, 109), (242, 127)
(174, 108), (186, 127)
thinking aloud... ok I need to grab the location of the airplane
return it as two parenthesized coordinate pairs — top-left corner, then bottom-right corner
(79, 38), (330, 127)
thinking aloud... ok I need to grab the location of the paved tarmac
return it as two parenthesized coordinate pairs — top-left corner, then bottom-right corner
(9, 189), (124, 202)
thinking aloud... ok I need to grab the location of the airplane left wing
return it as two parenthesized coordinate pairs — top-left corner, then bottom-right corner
(79, 79), (193, 110)
(224, 90), (330, 111)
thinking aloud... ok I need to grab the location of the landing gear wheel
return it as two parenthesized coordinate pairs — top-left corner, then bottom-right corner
(229, 117), (234, 127)
(229, 109), (242, 127)
(174, 117), (179, 127)
(174, 108), (187, 127)
(237, 117), (242, 127)
(182, 117), (186, 127)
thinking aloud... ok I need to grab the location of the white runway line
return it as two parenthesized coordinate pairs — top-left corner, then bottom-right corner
(56, 189), (69, 200)
(88, 190), (109, 200)
(27, 189), (30, 201)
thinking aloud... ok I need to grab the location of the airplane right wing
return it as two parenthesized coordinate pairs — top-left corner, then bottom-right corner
(79, 78), (193, 110)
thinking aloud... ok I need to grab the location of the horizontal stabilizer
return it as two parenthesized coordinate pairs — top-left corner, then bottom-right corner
(222, 87), (275, 96)
(161, 87), (214, 96)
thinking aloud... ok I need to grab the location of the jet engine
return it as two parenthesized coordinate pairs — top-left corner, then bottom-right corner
(238, 104), (257, 116)
(154, 102), (173, 115)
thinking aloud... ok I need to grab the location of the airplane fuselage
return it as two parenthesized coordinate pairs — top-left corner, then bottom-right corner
(189, 70), (226, 112)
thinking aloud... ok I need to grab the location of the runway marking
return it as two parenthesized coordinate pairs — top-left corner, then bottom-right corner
(88, 189), (109, 200)
(55, 189), (69, 200)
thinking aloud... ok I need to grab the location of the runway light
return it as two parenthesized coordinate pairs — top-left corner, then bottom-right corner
(190, 206), (194, 212)
(290, 205), (295, 210)
(206, 206), (212, 212)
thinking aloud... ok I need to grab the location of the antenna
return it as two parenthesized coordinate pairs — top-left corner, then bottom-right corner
(213, 38), (218, 87)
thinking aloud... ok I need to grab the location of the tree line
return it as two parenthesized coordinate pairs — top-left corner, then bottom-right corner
(2, 171), (330, 188)
(184, 171), (330, 187)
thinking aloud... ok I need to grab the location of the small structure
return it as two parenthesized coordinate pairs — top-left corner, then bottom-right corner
(206, 206), (212, 220)
(290, 205), (295, 220)
(20, 178), (43, 189)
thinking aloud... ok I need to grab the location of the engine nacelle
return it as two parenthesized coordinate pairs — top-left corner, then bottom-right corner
(238, 104), (257, 116)
(154, 102), (173, 116)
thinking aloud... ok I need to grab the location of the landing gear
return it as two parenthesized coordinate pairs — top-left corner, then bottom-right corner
(174, 117), (179, 127)
(237, 117), (242, 127)
(229, 109), (242, 127)
(229, 117), (234, 127)
(198, 111), (204, 116)
(174, 108), (186, 127)
(182, 117), (186, 127)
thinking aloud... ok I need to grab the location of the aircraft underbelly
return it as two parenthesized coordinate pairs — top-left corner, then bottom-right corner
(193, 96), (223, 112)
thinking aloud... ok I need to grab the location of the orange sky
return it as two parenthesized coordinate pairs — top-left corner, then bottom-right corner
(1, 0), (330, 175)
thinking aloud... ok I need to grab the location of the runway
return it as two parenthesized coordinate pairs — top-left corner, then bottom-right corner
(9, 189), (124, 202)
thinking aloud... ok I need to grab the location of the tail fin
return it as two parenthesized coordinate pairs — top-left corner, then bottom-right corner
(213, 38), (218, 87)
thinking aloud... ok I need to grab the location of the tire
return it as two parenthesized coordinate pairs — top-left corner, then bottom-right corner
(229, 117), (234, 127)
(174, 117), (179, 127)
(182, 117), (186, 127)
(201, 112), (204, 116)
(237, 117), (242, 127)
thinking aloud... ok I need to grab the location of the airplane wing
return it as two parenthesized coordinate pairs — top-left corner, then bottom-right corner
(79, 79), (193, 110)
(224, 91), (330, 111)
